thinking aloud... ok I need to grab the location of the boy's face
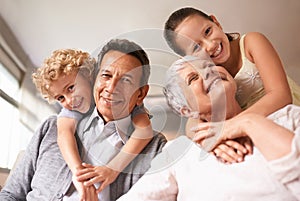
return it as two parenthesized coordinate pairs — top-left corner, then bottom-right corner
(94, 50), (148, 122)
(49, 71), (93, 113)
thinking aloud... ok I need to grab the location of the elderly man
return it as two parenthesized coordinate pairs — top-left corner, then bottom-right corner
(0, 39), (166, 201)
(117, 56), (300, 201)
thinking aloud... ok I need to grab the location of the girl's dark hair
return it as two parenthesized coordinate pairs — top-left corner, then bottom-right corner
(164, 7), (235, 56)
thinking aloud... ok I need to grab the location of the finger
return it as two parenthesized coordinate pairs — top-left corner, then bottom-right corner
(193, 130), (215, 143)
(77, 172), (98, 182)
(225, 140), (247, 154)
(214, 145), (241, 163)
(245, 141), (253, 155)
(84, 175), (104, 186)
(190, 123), (212, 132)
(96, 180), (109, 194)
(82, 163), (94, 168)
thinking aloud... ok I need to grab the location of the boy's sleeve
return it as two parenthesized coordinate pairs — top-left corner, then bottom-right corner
(58, 107), (83, 121)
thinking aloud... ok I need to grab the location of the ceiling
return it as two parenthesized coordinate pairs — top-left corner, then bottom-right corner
(1, 0), (300, 96)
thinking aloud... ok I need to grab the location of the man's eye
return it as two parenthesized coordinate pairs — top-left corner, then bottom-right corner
(121, 77), (132, 84)
(205, 27), (211, 36)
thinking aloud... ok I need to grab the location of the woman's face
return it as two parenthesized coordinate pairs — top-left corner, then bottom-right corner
(174, 15), (231, 66)
(176, 61), (237, 121)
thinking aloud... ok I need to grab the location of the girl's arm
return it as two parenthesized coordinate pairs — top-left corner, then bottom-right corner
(193, 113), (294, 161)
(241, 32), (292, 116)
(186, 118), (250, 163)
(75, 113), (153, 193)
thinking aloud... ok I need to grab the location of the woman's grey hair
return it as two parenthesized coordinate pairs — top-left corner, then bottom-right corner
(163, 56), (196, 117)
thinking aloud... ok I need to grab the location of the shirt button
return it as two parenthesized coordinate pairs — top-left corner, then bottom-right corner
(56, 193), (64, 199)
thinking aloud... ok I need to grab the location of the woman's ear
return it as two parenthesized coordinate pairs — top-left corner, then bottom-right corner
(210, 15), (222, 30)
(180, 106), (192, 117)
(136, 85), (149, 105)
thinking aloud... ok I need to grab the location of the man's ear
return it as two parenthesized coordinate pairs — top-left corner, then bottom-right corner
(210, 15), (222, 30)
(136, 85), (149, 105)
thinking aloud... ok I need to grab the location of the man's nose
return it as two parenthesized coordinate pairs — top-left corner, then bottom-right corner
(105, 78), (118, 93)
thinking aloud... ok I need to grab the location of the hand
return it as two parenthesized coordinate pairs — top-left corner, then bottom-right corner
(211, 137), (253, 164)
(190, 118), (251, 163)
(72, 175), (98, 201)
(191, 117), (247, 148)
(75, 163), (120, 193)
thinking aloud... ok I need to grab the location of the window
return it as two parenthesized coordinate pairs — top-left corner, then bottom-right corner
(0, 62), (32, 168)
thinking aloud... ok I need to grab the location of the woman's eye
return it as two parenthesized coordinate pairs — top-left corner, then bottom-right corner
(193, 44), (201, 53)
(205, 27), (211, 36)
(188, 74), (199, 85)
(101, 73), (111, 79)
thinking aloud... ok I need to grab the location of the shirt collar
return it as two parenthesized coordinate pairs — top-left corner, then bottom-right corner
(83, 107), (132, 144)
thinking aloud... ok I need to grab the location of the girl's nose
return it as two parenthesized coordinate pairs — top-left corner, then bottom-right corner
(203, 39), (216, 56)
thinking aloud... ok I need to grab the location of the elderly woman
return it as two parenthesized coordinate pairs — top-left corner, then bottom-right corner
(117, 56), (300, 201)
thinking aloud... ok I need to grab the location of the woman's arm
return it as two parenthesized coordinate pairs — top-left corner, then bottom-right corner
(193, 113), (294, 161)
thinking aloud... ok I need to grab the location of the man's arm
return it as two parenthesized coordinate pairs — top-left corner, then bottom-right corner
(0, 116), (56, 200)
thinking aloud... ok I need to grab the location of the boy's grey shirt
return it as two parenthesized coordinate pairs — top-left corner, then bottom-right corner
(0, 111), (166, 200)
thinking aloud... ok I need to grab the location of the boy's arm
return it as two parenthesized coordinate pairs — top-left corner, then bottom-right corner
(109, 113), (153, 171)
(57, 117), (83, 173)
(76, 113), (153, 192)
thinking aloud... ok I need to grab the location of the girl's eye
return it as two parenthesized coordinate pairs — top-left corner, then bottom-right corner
(67, 85), (75, 92)
(204, 27), (211, 36)
(188, 74), (199, 85)
(57, 96), (65, 102)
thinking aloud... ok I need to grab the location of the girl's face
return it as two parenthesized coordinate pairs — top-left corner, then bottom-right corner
(49, 71), (93, 114)
(174, 14), (231, 66)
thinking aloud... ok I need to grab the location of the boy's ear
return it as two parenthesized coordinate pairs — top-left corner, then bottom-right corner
(136, 85), (149, 105)
(210, 15), (222, 30)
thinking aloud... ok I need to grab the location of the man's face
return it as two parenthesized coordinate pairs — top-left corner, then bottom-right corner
(94, 50), (148, 122)
(177, 59), (236, 121)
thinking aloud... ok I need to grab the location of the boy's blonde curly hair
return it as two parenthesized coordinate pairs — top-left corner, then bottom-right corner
(32, 49), (96, 103)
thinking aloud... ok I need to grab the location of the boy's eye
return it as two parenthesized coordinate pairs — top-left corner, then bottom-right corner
(67, 85), (75, 92)
(57, 96), (65, 102)
(205, 27), (211, 36)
